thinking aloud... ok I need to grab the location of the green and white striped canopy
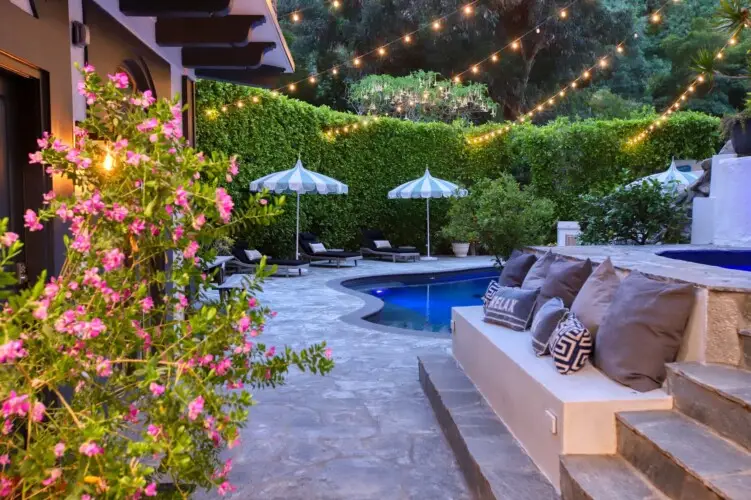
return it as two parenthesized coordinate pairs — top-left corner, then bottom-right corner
(388, 169), (467, 199)
(250, 159), (348, 195)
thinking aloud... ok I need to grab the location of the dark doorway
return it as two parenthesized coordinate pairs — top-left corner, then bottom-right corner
(0, 65), (50, 286)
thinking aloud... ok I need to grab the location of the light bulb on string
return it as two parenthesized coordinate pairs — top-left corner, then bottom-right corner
(252, 96), (259, 103)
(536, 28), (541, 34)
(432, 20), (441, 31)
(471, 65), (479, 74)
(599, 58), (608, 68)
(617, 45), (624, 54)
(291, 12), (301, 22)
(378, 47), (386, 56)
(102, 149), (114, 172)
(729, 37), (738, 46)
(221, 105), (228, 112)
(559, 9), (568, 19)
(288, 83), (297, 92)
(332, 67), (339, 75)
(353, 57), (361, 66)
(237, 101), (245, 108)
(650, 12), (661, 23)
(332, 0), (341, 8)
(404, 34), (412, 43)
(491, 53), (499, 62)
(582, 70), (591, 79)
(511, 40), (520, 50)
(309, 76), (317, 84)
(463, 4), (473, 15)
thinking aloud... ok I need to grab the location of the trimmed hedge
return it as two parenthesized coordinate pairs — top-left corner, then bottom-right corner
(196, 81), (721, 257)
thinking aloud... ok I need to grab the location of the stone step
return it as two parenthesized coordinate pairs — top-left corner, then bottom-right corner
(739, 331), (751, 370)
(418, 355), (557, 500)
(617, 410), (751, 499)
(667, 363), (751, 452)
(560, 455), (668, 500)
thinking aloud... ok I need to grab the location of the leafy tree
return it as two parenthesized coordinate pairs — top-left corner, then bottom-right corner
(347, 71), (498, 122)
(578, 179), (690, 245)
(472, 175), (555, 259)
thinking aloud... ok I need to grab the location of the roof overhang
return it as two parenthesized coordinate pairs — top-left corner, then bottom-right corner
(118, 0), (293, 87)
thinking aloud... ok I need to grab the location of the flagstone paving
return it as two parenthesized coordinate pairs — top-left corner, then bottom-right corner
(196, 257), (495, 499)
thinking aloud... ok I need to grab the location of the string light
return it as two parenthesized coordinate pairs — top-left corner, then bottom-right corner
(628, 26), (742, 145)
(332, 0), (341, 8)
(237, 101), (245, 108)
(309, 76), (317, 84)
(378, 47), (387, 56)
(353, 57), (361, 66)
(404, 34), (412, 43)
(102, 150), (114, 172)
(559, 9), (568, 19)
(491, 53), (500, 62)
(288, 83), (296, 91)
(332, 67), (339, 75)
(463, 4), (473, 15)
(650, 12), (661, 23)
(432, 20), (441, 30)
(291, 11), (301, 23)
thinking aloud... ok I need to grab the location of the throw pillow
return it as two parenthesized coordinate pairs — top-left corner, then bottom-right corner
(498, 251), (537, 287)
(594, 272), (695, 392)
(549, 313), (593, 374)
(483, 286), (540, 331)
(309, 242), (327, 253)
(482, 280), (500, 311)
(571, 258), (620, 338)
(530, 297), (567, 356)
(374, 240), (391, 249)
(537, 258), (593, 310)
(522, 251), (557, 290)
(244, 249), (263, 261)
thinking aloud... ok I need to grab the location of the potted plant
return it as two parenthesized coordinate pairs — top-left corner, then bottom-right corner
(441, 195), (479, 257)
(721, 106), (751, 156)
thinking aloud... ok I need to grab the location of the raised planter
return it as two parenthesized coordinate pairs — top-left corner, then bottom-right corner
(451, 242), (470, 258)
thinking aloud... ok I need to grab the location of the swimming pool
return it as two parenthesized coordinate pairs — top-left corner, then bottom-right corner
(343, 268), (497, 333)
(659, 250), (751, 272)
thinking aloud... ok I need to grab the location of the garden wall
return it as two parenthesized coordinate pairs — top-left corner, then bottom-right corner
(197, 80), (721, 257)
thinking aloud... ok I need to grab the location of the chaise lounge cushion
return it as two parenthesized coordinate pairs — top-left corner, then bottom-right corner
(522, 250), (557, 290)
(537, 258), (593, 310)
(594, 272), (695, 392)
(308, 250), (361, 259)
(499, 250), (537, 287)
(571, 258), (620, 337)
(483, 286), (540, 331)
(531, 297), (567, 356)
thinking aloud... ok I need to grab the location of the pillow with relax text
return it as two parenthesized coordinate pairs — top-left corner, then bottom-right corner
(483, 286), (540, 331)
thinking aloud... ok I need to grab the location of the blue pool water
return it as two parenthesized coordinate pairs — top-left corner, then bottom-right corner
(346, 268), (497, 333)
(659, 250), (751, 272)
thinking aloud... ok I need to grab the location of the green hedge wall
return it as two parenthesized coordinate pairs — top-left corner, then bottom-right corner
(196, 81), (721, 257)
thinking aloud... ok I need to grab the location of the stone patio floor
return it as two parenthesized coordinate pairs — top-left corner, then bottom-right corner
(195, 256), (495, 499)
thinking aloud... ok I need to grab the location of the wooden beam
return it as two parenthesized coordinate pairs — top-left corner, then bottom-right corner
(119, 0), (231, 17)
(195, 66), (286, 87)
(182, 42), (276, 69)
(156, 16), (265, 47)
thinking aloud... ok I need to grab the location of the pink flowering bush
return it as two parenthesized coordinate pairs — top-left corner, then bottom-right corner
(0, 66), (333, 498)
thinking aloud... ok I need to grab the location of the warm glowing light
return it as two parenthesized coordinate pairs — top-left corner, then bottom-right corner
(650, 12), (661, 23)
(404, 34), (412, 43)
(582, 70), (591, 79)
(491, 53), (499, 62)
(471, 65), (479, 74)
(716, 51), (724, 59)
(237, 101), (245, 107)
(289, 83), (297, 91)
(730, 37), (738, 46)
(221, 106), (228, 112)
(511, 40), (520, 50)
(102, 150), (114, 171)
(432, 20), (441, 30)
(292, 12), (301, 22)
(332, 0), (341, 8)
(688, 85), (695, 92)
(697, 74), (705, 82)
(463, 5), (473, 15)
(332, 67), (339, 75)
(559, 9), (568, 19)
(548, 98), (554, 105)
(559, 90), (566, 97)
(252, 96), (259, 103)
(453, 76), (461, 83)
(378, 47), (386, 56)
(599, 58), (608, 68)
(353, 57), (361, 66)
(396, 106), (403, 113)
(536, 28), (541, 34)
(617, 45), (624, 54)
(572, 81), (578, 88)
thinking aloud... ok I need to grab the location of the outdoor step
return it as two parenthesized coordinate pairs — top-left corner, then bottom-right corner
(739, 331), (751, 370)
(560, 455), (667, 500)
(617, 410), (751, 499)
(667, 362), (751, 452)
(418, 354), (557, 500)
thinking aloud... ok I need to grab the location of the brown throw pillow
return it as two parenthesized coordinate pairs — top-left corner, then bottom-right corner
(498, 251), (537, 287)
(594, 272), (695, 393)
(571, 258), (620, 338)
(522, 251), (557, 290)
(537, 258), (593, 309)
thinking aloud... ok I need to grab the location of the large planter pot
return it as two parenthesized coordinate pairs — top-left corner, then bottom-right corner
(731, 119), (751, 156)
(452, 242), (470, 258)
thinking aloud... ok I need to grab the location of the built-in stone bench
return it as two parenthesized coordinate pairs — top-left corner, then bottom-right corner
(451, 306), (673, 489)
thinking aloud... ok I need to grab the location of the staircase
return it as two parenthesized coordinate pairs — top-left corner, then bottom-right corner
(561, 362), (751, 499)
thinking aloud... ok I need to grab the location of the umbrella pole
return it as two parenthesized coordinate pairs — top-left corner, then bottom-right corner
(426, 198), (430, 258)
(296, 192), (300, 260)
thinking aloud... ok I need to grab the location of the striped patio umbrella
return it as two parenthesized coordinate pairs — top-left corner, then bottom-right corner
(250, 158), (348, 258)
(630, 158), (699, 191)
(388, 169), (467, 260)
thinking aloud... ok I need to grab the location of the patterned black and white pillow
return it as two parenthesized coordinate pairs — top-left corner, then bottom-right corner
(483, 286), (539, 331)
(549, 313), (593, 374)
(482, 280), (500, 311)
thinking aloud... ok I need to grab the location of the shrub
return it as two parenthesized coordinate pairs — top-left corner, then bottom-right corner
(197, 81), (720, 257)
(472, 175), (556, 260)
(0, 67), (333, 498)
(578, 179), (690, 245)
(439, 195), (480, 244)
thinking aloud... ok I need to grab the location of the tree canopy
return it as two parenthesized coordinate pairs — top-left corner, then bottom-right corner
(278, 0), (750, 122)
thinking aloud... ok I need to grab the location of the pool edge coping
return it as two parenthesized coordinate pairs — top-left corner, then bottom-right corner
(327, 266), (497, 338)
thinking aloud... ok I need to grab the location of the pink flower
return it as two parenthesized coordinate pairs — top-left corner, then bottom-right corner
(215, 188), (234, 223)
(265, 346), (276, 358)
(184, 241), (199, 260)
(102, 248), (126, 271)
(0, 455), (9, 466)
(82, 64), (95, 73)
(248, 297), (257, 308)
(71, 231), (91, 254)
(32, 301), (49, 320)
(174, 186), (189, 208)
(53, 442), (66, 458)
(24, 210), (43, 232)
(28, 151), (44, 164)
(0, 232), (18, 248)
(187, 396), (204, 421)
(37, 135), (49, 149)
(79, 440), (103, 457)
(113, 138), (129, 151)
(140, 297), (154, 313)
(130, 90), (155, 108)
(144, 482), (158, 497)
(149, 134), (158, 143)
(31, 402), (45, 422)
(105, 203), (129, 222)
(175, 293), (188, 312)
(0, 477), (12, 496)
(129, 218), (146, 235)
(108, 72), (130, 89)
(2, 392), (29, 418)
(96, 358), (112, 377)
(126, 151), (150, 166)
(51, 139), (67, 153)
(192, 214), (206, 230)
(147, 424), (162, 438)
(149, 382), (165, 397)
(41, 468), (61, 486)
(42, 190), (56, 204)
(56, 204), (74, 222)
(325, 348), (333, 359)
(228, 156), (239, 178)
(236, 316), (250, 333)
(172, 225), (184, 242)
(218, 481), (236, 496)
(137, 118), (159, 132)
(123, 404), (139, 423)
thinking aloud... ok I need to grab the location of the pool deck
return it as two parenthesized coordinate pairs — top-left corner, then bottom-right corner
(197, 256), (495, 499)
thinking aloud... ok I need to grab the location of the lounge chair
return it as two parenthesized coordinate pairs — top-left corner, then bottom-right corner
(298, 232), (362, 268)
(229, 242), (309, 277)
(360, 229), (421, 262)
